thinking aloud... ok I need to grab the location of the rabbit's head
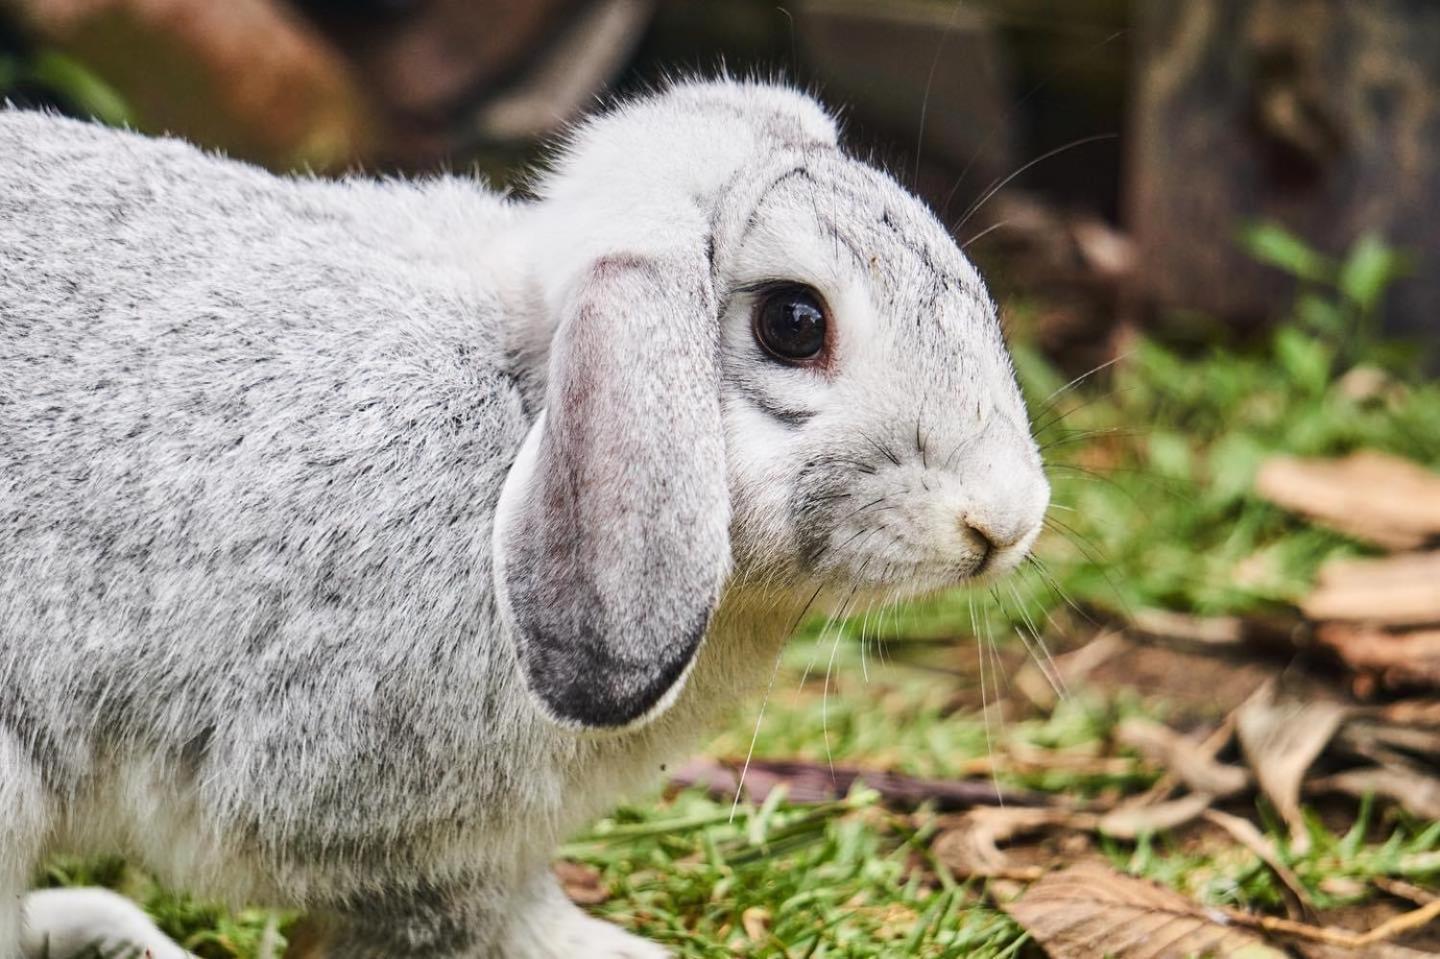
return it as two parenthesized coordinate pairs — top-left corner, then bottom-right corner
(495, 80), (1048, 732)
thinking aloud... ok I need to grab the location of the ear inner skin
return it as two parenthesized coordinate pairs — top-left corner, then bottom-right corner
(500, 252), (732, 730)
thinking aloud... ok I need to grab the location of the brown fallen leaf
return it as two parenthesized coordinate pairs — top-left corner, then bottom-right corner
(1337, 720), (1440, 765)
(1097, 791), (1216, 840)
(1369, 699), (1440, 727)
(970, 744), (1138, 779)
(554, 859), (609, 906)
(1255, 452), (1440, 550)
(1127, 609), (1263, 649)
(1314, 623), (1440, 694)
(1116, 717), (1251, 798)
(1003, 862), (1288, 958)
(933, 807), (1097, 873)
(1123, 607), (1307, 653)
(1236, 694), (1347, 855)
(1309, 764), (1440, 820)
(741, 906), (771, 943)
(1303, 552), (1440, 628)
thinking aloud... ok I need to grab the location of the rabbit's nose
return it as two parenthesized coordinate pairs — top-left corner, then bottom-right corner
(960, 514), (1023, 551)
(959, 515), (998, 570)
(960, 511), (1040, 573)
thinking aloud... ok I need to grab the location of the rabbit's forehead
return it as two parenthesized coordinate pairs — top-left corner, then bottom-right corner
(732, 159), (985, 305)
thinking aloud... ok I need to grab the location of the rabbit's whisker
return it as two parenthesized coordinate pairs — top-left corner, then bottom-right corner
(858, 430), (903, 468)
(1042, 515), (1133, 618)
(938, 28), (1129, 223)
(820, 582), (863, 780)
(912, 0), (968, 190)
(1031, 382), (1136, 438)
(1025, 553), (1095, 628)
(960, 218), (1013, 251)
(1037, 350), (1132, 411)
(952, 133), (1119, 235)
(1038, 426), (1142, 454)
(729, 580), (826, 821)
(1005, 579), (1064, 699)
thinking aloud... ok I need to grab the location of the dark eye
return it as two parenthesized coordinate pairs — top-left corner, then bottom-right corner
(753, 286), (828, 364)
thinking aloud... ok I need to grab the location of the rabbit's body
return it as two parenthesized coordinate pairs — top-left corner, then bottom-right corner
(1, 107), (794, 957)
(1, 80), (1050, 957)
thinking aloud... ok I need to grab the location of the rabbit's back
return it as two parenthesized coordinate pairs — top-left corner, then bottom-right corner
(0, 111), (538, 827)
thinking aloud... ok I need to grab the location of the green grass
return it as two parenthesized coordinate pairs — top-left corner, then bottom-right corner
(565, 790), (1028, 958)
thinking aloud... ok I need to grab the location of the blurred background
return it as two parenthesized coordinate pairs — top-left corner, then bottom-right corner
(5, 0), (1438, 359)
(8, 2), (1440, 956)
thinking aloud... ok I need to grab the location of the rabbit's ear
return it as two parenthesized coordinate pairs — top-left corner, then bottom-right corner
(494, 247), (730, 731)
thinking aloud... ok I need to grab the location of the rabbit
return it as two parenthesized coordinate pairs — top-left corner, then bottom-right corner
(0, 77), (1050, 958)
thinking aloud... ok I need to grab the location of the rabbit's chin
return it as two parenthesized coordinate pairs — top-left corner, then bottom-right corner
(787, 564), (1007, 619)
(832, 546), (1036, 604)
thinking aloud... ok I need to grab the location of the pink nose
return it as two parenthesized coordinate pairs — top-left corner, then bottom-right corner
(962, 518), (995, 547)
(964, 512), (1027, 549)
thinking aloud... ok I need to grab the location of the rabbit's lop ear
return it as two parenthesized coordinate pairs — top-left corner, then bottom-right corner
(494, 244), (731, 731)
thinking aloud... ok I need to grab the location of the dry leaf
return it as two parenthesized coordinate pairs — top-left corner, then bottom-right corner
(1303, 552), (1440, 627)
(1314, 623), (1440, 694)
(741, 906), (771, 942)
(1337, 720), (1440, 764)
(1116, 717), (1251, 798)
(1098, 792), (1216, 840)
(1236, 695), (1346, 854)
(1255, 452), (1440, 550)
(1126, 609), (1301, 657)
(1309, 765), (1440, 820)
(1371, 699), (1440, 727)
(554, 859), (609, 905)
(933, 807), (1095, 873)
(1128, 609), (1249, 648)
(1071, 218), (1136, 279)
(1003, 862), (1287, 958)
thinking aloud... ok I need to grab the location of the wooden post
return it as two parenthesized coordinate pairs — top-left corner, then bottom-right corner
(1129, 0), (1440, 341)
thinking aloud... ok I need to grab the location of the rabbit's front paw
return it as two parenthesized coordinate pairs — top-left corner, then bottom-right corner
(19, 888), (192, 959)
(504, 897), (669, 959)
(564, 915), (669, 959)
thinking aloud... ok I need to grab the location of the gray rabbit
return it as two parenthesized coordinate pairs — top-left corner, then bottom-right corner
(0, 79), (1049, 957)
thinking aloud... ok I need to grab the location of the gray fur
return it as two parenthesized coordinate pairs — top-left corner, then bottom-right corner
(0, 79), (1048, 957)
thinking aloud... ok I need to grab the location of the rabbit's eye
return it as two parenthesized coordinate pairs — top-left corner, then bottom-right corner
(753, 286), (828, 365)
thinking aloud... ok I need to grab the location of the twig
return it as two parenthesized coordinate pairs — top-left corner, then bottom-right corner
(1203, 809), (1314, 921)
(1373, 877), (1438, 907)
(950, 866), (1047, 883)
(1124, 683), (1254, 808)
(1219, 898), (1440, 948)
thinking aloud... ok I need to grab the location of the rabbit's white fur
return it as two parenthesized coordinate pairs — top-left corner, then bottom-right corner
(0, 79), (1048, 957)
